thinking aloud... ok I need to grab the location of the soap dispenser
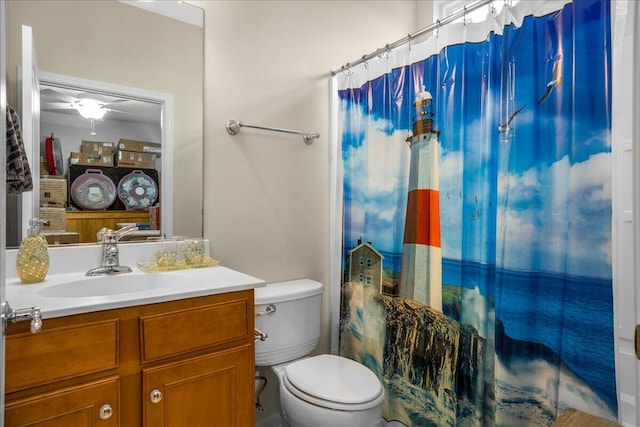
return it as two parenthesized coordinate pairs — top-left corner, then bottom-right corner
(16, 218), (50, 284)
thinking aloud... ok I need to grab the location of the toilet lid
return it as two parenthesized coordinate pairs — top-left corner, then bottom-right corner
(284, 355), (383, 406)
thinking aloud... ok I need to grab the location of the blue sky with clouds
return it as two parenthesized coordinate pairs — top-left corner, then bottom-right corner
(340, 0), (611, 279)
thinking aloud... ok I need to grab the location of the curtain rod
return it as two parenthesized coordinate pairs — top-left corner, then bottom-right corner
(330, 0), (493, 76)
(225, 119), (320, 145)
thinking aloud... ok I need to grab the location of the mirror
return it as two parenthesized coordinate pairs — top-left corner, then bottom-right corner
(36, 72), (172, 244)
(5, 0), (204, 247)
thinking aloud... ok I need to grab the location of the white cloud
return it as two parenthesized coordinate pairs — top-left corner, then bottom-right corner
(439, 149), (464, 260)
(343, 128), (410, 195)
(497, 153), (612, 276)
(341, 101), (411, 252)
(378, 208), (397, 222)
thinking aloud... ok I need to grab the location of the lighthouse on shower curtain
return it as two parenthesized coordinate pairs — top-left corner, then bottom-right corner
(398, 89), (442, 311)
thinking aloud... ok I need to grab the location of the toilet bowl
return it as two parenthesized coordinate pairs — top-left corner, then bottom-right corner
(273, 354), (385, 427)
(255, 279), (384, 427)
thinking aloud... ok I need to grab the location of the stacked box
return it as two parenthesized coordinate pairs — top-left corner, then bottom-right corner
(43, 232), (80, 245)
(40, 154), (50, 175)
(39, 206), (66, 231)
(81, 141), (116, 156)
(149, 204), (160, 230)
(118, 139), (161, 156)
(70, 152), (115, 167)
(117, 150), (157, 169)
(40, 176), (67, 206)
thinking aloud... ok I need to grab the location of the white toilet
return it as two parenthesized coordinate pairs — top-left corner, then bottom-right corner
(255, 279), (385, 427)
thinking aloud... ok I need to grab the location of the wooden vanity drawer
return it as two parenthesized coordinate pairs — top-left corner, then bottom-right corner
(5, 319), (119, 393)
(5, 376), (120, 427)
(140, 297), (250, 363)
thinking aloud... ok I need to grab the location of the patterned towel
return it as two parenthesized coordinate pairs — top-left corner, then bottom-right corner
(6, 105), (33, 194)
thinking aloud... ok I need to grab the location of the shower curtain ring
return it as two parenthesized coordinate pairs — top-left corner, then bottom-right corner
(345, 63), (353, 75)
(463, 6), (467, 25)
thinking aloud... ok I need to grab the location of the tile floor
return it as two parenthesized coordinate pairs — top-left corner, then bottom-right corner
(258, 414), (406, 427)
(259, 412), (619, 427)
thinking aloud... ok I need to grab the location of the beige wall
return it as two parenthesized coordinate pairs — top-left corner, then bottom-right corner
(196, 0), (427, 420)
(418, 0), (435, 28)
(198, 0), (420, 352)
(5, 0), (204, 239)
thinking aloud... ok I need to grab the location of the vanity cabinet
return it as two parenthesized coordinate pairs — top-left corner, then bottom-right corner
(4, 290), (256, 426)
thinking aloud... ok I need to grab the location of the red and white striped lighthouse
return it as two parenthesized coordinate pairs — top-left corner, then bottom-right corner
(398, 89), (442, 311)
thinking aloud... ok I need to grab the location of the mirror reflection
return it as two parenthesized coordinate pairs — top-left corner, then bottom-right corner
(38, 78), (165, 244)
(5, 0), (204, 248)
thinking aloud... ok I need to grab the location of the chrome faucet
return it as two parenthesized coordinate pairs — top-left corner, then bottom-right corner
(86, 225), (139, 276)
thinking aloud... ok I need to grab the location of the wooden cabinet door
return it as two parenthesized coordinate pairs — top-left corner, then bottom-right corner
(5, 377), (119, 427)
(143, 345), (254, 427)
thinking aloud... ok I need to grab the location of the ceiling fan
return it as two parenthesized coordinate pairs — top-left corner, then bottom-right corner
(40, 87), (132, 120)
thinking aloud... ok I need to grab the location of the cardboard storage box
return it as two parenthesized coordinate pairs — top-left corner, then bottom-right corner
(40, 155), (50, 175)
(40, 176), (67, 206)
(118, 139), (161, 156)
(149, 204), (160, 230)
(117, 150), (157, 169)
(69, 152), (115, 167)
(81, 140), (116, 156)
(43, 231), (80, 245)
(39, 206), (66, 231)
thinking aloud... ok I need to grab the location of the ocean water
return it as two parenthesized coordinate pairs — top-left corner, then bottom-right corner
(377, 254), (617, 413)
(493, 266), (617, 413)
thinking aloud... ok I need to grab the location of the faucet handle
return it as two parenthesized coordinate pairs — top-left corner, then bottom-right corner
(96, 225), (139, 243)
(114, 224), (139, 241)
(96, 227), (115, 243)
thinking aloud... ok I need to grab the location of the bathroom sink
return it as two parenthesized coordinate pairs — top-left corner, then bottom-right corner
(37, 272), (186, 298)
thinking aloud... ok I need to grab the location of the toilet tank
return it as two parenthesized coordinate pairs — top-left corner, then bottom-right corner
(254, 279), (323, 366)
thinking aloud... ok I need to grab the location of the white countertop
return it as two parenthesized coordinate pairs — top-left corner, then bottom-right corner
(6, 240), (265, 319)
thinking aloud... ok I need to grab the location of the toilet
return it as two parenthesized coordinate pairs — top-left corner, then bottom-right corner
(255, 279), (385, 427)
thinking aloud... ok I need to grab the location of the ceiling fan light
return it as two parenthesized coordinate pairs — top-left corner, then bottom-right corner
(74, 99), (107, 120)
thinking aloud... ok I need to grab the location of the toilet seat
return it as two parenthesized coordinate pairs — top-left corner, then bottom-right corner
(283, 355), (385, 411)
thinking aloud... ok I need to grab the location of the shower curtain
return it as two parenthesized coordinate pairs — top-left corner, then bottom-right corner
(334, 1), (616, 426)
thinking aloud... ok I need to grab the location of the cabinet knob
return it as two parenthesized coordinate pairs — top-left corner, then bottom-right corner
(150, 389), (163, 404)
(99, 404), (114, 420)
